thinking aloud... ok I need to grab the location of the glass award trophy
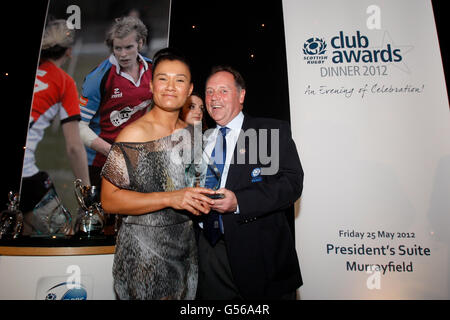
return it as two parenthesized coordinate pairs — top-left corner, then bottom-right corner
(32, 186), (72, 236)
(185, 151), (224, 199)
(185, 150), (208, 188)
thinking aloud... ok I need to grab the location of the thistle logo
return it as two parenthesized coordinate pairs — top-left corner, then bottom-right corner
(303, 37), (327, 55)
(303, 37), (328, 64)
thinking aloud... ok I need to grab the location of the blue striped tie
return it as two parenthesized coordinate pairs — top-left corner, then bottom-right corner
(203, 127), (229, 246)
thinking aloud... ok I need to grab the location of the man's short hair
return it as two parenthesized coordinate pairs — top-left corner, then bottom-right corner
(207, 65), (246, 91)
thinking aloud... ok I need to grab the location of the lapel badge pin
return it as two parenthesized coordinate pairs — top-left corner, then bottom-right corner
(251, 168), (261, 177)
(251, 168), (263, 183)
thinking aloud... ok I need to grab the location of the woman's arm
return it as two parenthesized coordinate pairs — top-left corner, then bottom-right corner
(101, 178), (216, 216)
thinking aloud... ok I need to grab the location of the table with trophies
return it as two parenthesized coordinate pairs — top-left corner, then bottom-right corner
(0, 149), (218, 299)
(0, 180), (117, 300)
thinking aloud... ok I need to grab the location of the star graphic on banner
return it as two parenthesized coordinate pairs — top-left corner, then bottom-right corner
(370, 30), (414, 74)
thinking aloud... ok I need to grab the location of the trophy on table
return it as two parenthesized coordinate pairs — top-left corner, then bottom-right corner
(0, 192), (23, 239)
(74, 179), (104, 236)
(31, 186), (72, 236)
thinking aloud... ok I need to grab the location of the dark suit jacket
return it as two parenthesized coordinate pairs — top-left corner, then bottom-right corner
(221, 114), (303, 299)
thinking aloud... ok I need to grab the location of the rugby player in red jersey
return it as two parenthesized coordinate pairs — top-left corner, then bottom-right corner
(21, 19), (89, 224)
(79, 16), (153, 188)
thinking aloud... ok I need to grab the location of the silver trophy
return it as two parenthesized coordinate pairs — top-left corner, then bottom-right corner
(0, 192), (23, 239)
(74, 179), (104, 236)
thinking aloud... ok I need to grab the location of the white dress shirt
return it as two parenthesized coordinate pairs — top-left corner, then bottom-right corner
(203, 111), (244, 216)
(204, 111), (244, 188)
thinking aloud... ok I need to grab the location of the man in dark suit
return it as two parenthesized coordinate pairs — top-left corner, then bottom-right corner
(197, 65), (303, 300)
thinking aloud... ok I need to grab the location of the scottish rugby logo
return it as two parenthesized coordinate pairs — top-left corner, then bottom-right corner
(303, 37), (327, 55)
(303, 37), (328, 64)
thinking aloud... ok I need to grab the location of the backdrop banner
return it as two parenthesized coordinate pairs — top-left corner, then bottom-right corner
(282, 0), (450, 299)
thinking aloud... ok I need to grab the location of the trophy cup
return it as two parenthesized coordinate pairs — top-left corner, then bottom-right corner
(74, 179), (104, 237)
(0, 192), (23, 240)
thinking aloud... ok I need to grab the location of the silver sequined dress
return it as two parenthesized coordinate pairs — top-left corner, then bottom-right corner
(101, 126), (197, 300)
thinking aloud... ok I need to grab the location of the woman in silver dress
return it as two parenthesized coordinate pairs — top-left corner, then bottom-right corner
(100, 48), (215, 299)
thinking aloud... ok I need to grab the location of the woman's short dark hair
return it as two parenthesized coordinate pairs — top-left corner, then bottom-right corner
(152, 47), (192, 80)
